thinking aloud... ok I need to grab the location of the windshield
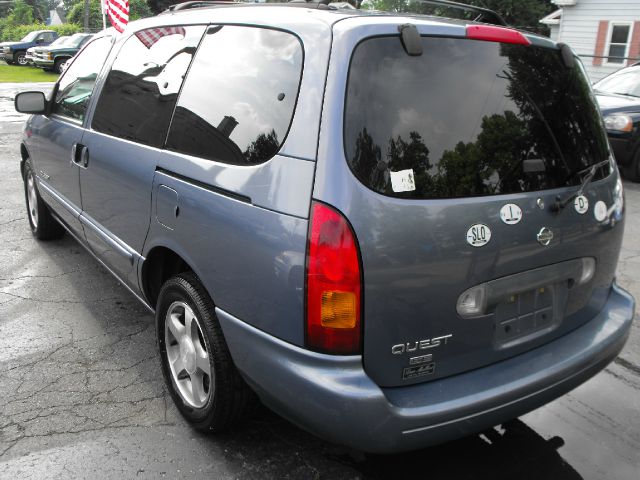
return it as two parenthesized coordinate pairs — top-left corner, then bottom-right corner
(49, 36), (70, 47)
(594, 69), (640, 97)
(344, 36), (610, 199)
(20, 32), (39, 42)
(68, 34), (90, 48)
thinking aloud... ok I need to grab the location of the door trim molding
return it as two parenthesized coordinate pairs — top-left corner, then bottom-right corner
(79, 213), (140, 266)
(37, 178), (81, 218)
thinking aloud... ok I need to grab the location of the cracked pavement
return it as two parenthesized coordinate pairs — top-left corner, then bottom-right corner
(0, 83), (639, 479)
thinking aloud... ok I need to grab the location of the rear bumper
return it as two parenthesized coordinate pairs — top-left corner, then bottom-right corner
(217, 283), (634, 453)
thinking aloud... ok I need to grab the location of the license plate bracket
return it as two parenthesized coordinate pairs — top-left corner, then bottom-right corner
(493, 283), (567, 348)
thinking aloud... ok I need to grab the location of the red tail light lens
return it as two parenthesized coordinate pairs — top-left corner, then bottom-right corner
(466, 25), (531, 46)
(306, 201), (361, 354)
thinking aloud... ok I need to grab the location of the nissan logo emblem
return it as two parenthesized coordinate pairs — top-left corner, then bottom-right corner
(537, 227), (554, 246)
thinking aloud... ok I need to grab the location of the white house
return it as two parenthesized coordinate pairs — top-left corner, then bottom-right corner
(540, 0), (640, 82)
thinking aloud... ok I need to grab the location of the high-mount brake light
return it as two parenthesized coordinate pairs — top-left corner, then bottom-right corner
(306, 201), (362, 355)
(466, 25), (531, 46)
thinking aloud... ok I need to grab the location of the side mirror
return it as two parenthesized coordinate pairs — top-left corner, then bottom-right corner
(35, 38), (44, 44)
(15, 91), (46, 114)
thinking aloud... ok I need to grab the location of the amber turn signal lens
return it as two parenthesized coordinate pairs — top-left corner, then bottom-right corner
(321, 291), (356, 328)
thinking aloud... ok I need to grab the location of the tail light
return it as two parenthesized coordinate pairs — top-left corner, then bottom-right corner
(306, 201), (362, 354)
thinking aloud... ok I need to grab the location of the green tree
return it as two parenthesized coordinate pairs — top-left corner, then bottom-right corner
(67, 0), (152, 31)
(8, 0), (35, 25)
(67, 0), (102, 30)
(468, 0), (555, 31)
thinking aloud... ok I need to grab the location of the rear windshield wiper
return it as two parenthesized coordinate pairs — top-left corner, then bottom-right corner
(552, 159), (611, 212)
(499, 70), (571, 178)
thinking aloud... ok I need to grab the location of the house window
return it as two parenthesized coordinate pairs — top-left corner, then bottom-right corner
(606, 23), (632, 65)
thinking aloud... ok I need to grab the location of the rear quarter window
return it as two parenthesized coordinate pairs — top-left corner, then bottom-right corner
(165, 25), (303, 165)
(344, 36), (610, 199)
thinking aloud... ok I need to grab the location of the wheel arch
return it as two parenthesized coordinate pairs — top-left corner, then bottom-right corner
(141, 245), (195, 310)
(20, 143), (30, 179)
(54, 55), (71, 66)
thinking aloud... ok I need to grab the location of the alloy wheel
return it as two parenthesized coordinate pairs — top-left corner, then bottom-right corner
(164, 301), (213, 408)
(26, 171), (38, 228)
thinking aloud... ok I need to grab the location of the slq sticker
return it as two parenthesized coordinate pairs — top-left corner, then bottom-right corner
(390, 169), (416, 193)
(500, 204), (522, 225)
(574, 195), (589, 214)
(466, 224), (491, 247)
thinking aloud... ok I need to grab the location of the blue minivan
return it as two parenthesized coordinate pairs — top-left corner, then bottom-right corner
(14, 1), (634, 453)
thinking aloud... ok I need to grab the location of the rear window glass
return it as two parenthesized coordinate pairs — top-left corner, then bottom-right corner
(344, 36), (610, 199)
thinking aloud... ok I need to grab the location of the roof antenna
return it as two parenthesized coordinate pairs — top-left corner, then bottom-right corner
(398, 24), (423, 56)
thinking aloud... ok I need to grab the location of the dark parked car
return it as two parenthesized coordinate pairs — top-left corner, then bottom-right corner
(33, 33), (94, 73)
(13, 1), (634, 453)
(594, 64), (640, 181)
(26, 36), (72, 66)
(0, 30), (57, 66)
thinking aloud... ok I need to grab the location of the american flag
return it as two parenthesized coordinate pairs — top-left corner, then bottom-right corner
(105, 0), (129, 33)
(135, 27), (186, 49)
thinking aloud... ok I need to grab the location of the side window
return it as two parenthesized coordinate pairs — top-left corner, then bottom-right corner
(166, 25), (303, 165)
(43, 33), (54, 43)
(92, 26), (206, 148)
(51, 36), (113, 123)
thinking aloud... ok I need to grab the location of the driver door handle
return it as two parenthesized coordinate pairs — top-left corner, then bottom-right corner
(71, 143), (89, 168)
(81, 146), (89, 168)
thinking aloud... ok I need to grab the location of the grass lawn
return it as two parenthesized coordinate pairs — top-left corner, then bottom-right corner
(0, 62), (58, 83)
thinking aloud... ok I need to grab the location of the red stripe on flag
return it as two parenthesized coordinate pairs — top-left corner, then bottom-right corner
(106, 0), (129, 33)
(135, 27), (186, 49)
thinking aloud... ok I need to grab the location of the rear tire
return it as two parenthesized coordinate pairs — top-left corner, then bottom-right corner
(156, 272), (256, 432)
(14, 51), (27, 66)
(23, 159), (65, 240)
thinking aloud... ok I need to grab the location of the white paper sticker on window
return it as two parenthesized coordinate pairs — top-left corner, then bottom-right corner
(390, 169), (416, 193)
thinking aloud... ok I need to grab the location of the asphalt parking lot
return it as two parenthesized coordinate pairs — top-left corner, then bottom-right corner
(0, 82), (639, 479)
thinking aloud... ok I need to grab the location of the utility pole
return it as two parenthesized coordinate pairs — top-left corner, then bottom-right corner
(83, 0), (90, 33)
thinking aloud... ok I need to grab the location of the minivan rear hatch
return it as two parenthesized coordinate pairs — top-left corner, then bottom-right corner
(336, 25), (623, 387)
